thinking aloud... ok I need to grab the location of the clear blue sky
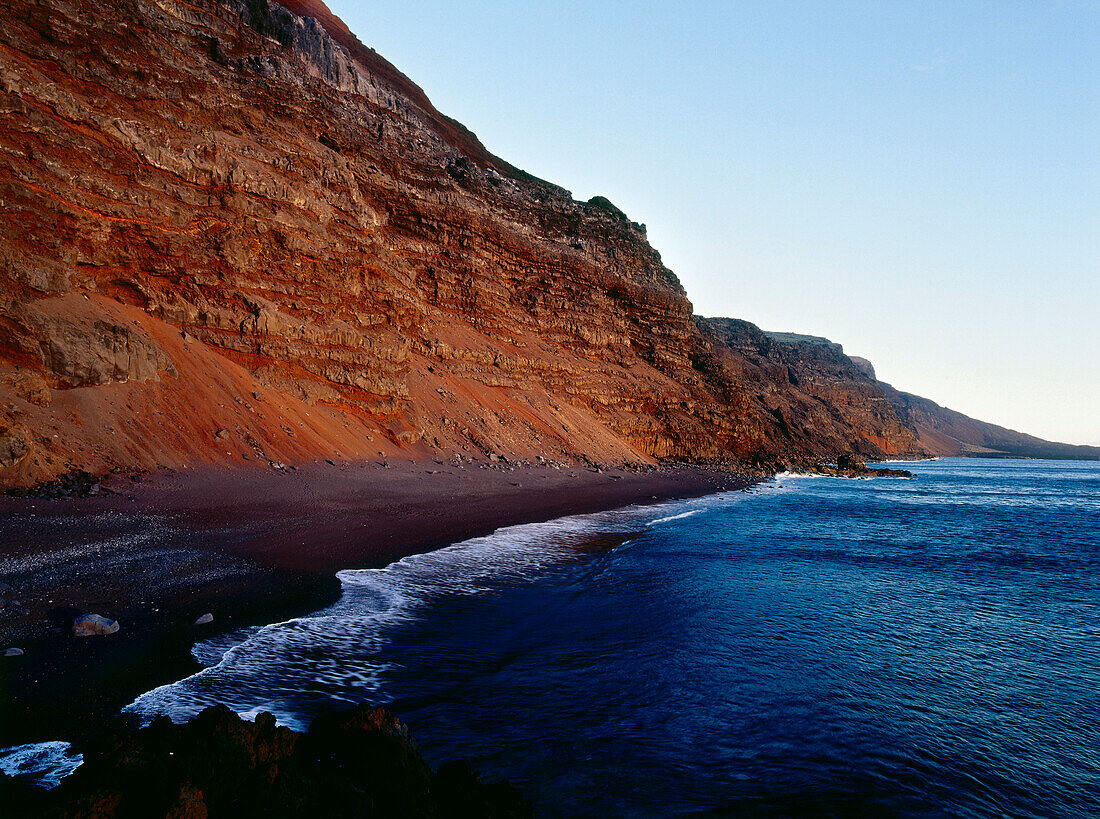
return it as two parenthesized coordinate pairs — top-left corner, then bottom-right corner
(328, 1), (1099, 445)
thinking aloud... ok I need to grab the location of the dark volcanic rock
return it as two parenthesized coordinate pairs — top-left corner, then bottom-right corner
(837, 454), (866, 472)
(867, 467), (914, 477)
(5, 471), (105, 499)
(809, 460), (914, 478)
(0, 704), (532, 818)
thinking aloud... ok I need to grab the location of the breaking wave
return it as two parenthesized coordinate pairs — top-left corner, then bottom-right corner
(125, 488), (760, 730)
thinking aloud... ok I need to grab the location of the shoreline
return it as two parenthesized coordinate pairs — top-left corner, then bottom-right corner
(0, 459), (757, 751)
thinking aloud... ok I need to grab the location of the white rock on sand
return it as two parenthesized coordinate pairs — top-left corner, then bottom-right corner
(72, 613), (119, 637)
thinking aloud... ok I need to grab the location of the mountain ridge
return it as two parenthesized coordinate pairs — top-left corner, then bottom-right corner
(0, 0), (1093, 489)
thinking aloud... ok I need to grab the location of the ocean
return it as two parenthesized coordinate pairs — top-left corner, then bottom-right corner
(7, 458), (1100, 817)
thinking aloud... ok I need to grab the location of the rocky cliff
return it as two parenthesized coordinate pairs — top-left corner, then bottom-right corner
(704, 320), (1100, 461)
(0, 0), (1090, 488)
(883, 387), (1100, 460)
(694, 319), (924, 462)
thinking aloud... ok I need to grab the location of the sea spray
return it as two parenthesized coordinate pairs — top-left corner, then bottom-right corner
(0, 742), (82, 789)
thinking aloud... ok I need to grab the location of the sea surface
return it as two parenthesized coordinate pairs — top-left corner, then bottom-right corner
(9, 458), (1100, 817)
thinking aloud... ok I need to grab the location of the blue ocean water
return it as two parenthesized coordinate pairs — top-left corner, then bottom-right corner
(122, 458), (1100, 816)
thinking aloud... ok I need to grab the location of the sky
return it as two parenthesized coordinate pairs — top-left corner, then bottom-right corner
(327, 1), (1099, 445)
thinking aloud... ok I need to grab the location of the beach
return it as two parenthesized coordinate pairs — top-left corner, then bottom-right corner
(0, 459), (752, 750)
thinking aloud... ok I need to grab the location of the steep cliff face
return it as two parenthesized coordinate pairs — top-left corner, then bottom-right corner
(0, 0), (1084, 488)
(0, 0), (703, 481)
(693, 319), (924, 461)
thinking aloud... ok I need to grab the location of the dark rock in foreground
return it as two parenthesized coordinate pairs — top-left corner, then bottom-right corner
(5, 471), (106, 499)
(809, 457), (914, 479)
(0, 704), (532, 818)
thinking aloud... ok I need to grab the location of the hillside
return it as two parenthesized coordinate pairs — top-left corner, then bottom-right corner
(884, 388), (1100, 460)
(0, 0), (1091, 488)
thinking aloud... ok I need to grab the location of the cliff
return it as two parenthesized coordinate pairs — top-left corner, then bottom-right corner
(883, 387), (1100, 460)
(694, 318), (924, 462)
(710, 321), (1100, 461)
(0, 0), (1090, 488)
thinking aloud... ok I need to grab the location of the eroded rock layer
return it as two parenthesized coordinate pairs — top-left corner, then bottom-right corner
(1, 0), (1091, 486)
(694, 319), (922, 462)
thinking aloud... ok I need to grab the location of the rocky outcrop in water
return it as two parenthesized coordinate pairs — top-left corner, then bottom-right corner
(0, 0), (1092, 487)
(0, 703), (532, 817)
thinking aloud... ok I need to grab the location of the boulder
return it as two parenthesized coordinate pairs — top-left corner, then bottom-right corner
(15, 305), (176, 388)
(35, 703), (532, 817)
(193, 613), (214, 625)
(72, 613), (120, 637)
(0, 426), (30, 469)
(837, 454), (867, 472)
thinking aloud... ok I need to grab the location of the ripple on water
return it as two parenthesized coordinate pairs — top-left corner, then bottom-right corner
(13, 459), (1100, 817)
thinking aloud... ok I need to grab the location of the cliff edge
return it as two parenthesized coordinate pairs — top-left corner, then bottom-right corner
(0, 0), (1091, 488)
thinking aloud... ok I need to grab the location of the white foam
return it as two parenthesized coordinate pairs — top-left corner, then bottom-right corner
(647, 509), (703, 526)
(0, 741), (82, 788)
(125, 489), (762, 729)
(192, 626), (261, 667)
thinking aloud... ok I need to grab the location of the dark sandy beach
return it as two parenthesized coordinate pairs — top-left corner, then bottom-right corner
(0, 459), (753, 750)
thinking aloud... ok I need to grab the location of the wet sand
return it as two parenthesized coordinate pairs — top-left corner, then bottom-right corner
(0, 459), (755, 749)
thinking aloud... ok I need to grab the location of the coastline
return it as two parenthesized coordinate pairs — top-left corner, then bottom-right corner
(0, 459), (755, 751)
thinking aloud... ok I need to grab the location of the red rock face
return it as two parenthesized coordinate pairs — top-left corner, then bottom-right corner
(695, 319), (924, 461)
(9, 0), (1071, 487)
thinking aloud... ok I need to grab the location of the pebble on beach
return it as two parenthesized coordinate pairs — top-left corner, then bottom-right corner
(72, 613), (120, 637)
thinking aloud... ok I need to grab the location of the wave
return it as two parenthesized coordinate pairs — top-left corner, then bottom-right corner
(647, 509), (703, 526)
(770, 470), (831, 482)
(125, 489), (755, 730)
(0, 741), (82, 789)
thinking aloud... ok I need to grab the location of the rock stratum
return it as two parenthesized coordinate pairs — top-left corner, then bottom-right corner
(1, 0), (1095, 487)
